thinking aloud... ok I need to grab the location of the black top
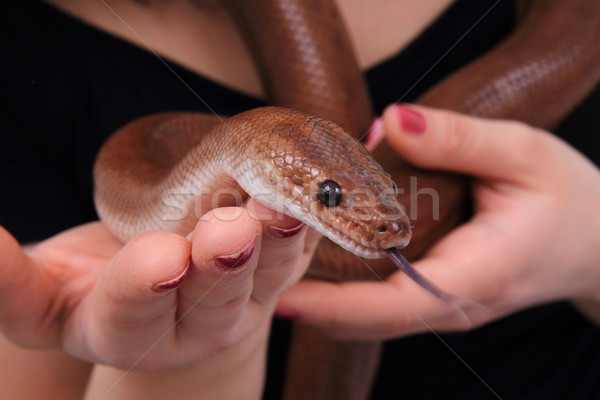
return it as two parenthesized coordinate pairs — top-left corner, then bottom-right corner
(1, 1), (599, 399)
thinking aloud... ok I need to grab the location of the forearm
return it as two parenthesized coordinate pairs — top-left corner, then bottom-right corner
(84, 320), (270, 400)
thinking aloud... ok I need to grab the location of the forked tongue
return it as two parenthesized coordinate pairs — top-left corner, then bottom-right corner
(387, 248), (489, 328)
(387, 248), (453, 302)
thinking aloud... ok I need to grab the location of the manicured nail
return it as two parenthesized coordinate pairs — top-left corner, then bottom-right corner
(275, 306), (300, 320)
(215, 238), (256, 269)
(267, 222), (305, 238)
(152, 260), (190, 292)
(365, 117), (382, 146)
(396, 105), (426, 134)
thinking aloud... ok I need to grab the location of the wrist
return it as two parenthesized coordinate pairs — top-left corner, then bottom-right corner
(84, 320), (271, 400)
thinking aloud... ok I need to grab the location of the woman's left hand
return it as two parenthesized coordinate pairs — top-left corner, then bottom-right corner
(0, 199), (313, 371)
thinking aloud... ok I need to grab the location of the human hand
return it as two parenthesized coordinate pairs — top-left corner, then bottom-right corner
(277, 104), (600, 340)
(0, 198), (312, 370)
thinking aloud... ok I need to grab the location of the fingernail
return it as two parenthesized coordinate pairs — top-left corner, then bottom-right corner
(215, 238), (256, 269)
(152, 260), (190, 292)
(267, 222), (305, 238)
(396, 105), (426, 134)
(275, 306), (300, 320)
(365, 117), (382, 146)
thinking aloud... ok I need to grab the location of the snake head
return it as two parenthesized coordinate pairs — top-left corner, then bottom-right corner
(244, 107), (412, 259)
(304, 150), (412, 259)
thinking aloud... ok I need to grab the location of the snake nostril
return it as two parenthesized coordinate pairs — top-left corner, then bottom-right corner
(375, 222), (405, 238)
(375, 225), (391, 241)
(377, 220), (412, 249)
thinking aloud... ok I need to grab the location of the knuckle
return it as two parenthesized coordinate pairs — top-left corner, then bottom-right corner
(504, 122), (556, 176)
(437, 114), (478, 160)
(375, 314), (408, 337)
(509, 123), (549, 158)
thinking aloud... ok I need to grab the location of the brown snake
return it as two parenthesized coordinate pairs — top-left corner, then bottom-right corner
(93, 0), (600, 399)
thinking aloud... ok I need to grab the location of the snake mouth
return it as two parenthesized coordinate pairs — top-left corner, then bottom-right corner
(280, 198), (411, 259)
(310, 215), (410, 259)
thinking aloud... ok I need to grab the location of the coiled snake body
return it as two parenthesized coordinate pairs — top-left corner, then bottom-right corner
(94, 1), (600, 399)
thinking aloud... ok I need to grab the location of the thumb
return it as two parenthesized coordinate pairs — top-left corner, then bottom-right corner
(381, 104), (549, 181)
(0, 226), (55, 345)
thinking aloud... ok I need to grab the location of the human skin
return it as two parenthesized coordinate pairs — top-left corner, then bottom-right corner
(2, 2), (455, 397)
(278, 104), (600, 340)
(0, 0), (534, 398)
(0, 199), (317, 400)
(4, 102), (600, 397)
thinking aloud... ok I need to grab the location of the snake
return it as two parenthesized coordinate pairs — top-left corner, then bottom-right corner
(94, 106), (413, 261)
(93, 0), (600, 399)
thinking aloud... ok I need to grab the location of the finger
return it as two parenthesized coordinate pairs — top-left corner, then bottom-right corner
(277, 275), (461, 340)
(0, 223), (121, 347)
(177, 207), (261, 336)
(364, 117), (385, 152)
(244, 198), (309, 302)
(278, 217), (517, 340)
(71, 230), (191, 366)
(0, 226), (48, 344)
(381, 104), (552, 181)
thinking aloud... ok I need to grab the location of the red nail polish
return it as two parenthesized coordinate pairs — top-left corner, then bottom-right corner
(215, 238), (255, 269)
(275, 306), (300, 320)
(396, 105), (426, 134)
(152, 260), (190, 292)
(267, 223), (305, 238)
(365, 117), (382, 145)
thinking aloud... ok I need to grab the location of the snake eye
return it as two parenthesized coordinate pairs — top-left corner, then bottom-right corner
(318, 180), (342, 207)
(392, 181), (398, 196)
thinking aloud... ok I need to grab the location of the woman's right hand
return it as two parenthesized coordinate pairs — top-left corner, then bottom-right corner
(278, 105), (600, 340)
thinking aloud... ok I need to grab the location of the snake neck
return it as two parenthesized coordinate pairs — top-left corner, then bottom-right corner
(222, 0), (373, 138)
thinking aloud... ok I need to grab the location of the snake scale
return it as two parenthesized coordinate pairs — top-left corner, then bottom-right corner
(94, 1), (600, 399)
